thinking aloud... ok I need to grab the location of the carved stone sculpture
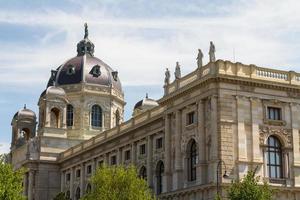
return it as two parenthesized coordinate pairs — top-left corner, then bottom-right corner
(174, 62), (181, 79)
(164, 68), (170, 85)
(209, 41), (216, 62)
(196, 49), (203, 68)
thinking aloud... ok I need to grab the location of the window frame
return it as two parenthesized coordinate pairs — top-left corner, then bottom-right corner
(91, 105), (102, 128)
(186, 111), (195, 125)
(66, 104), (74, 127)
(266, 136), (283, 179)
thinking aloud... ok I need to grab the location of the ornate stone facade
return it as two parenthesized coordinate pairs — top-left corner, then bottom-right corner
(9, 26), (300, 200)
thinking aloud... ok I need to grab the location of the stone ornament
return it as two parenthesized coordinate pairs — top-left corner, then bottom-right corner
(164, 68), (170, 85)
(196, 49), (203, 68)
(259, 125), (292, 148)
(174, 62), (181, 79)
(209, 41), (216, 62)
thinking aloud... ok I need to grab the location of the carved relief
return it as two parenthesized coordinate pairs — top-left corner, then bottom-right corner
(259, 125), (292, 147)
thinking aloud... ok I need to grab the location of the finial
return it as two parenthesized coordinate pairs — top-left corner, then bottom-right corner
(84, 22), (88, 39)
(146, 93), (148, 98)
(24, 104), (26, 109)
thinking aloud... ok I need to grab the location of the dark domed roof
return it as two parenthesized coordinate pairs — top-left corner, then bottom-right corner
(134, 94), (158, 110)
(13, 105), (36, 120)
(46, 23), (122, 92)
(55, 54), (122, 91)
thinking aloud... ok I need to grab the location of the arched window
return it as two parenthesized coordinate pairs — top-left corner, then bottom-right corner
(267, 136), (283, 179)
(50, 108), (60, 128)
(115, 110), (120, 127)
(86, 183), (91, 194)
(66, 104), (74, 127)
(75, 187), (80, 200)
(188, 139), (197, 181)
(91, 105), (102, 127)
(20, 128), (30, 140)
(156, 161), (164, 194)
(139, 166), (147, 180)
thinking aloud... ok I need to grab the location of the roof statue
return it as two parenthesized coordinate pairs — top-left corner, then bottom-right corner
(196, 49), (203, 68)
(209, 41), (216, 62)
(164, 68), (170, 85)
(84, 22), (88, 39)
(174, 62), (181, 79)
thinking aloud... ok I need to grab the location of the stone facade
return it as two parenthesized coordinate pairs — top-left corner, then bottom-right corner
(9, 27), (300, 200)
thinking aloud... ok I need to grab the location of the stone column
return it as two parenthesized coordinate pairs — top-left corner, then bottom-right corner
(131, 142), (137, 164)
(61, 171), (65, 192)
(80, 164), (85, 196)
(164, 114), (172, 192)
(118, 148), (122, 165)
(28, 170), (34, 200)
(236, 96), (247, 161)
(63, 106), (67, 128)
(197, 100), (206, 184)
(147, 135), (153, 188)
(173, 110), (183, 190)
(70, 167), (74, 200)
(250, 98), (262, 163)
(210, 95), (218, 183)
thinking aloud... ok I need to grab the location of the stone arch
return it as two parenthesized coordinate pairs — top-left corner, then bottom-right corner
(156, 160), (164, 194)
(186, 139), (198, 182)
(139, 166), (147, 180)
(50, 107), (60, 128)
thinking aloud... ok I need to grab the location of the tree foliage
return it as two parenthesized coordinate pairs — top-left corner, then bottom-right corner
(82, 165), (155, 200)
(0, 154), (26, 200)
(227, 170), (273, 200)
(53, 192), (68, 200)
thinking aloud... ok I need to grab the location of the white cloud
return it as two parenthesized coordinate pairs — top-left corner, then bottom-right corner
(0, 142), (10, 154)
(0, 0), (300, 87)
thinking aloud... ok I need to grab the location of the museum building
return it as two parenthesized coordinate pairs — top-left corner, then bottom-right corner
(10, 24), (300, 200)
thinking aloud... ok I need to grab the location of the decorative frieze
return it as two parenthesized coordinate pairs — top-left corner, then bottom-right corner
(259, 125), (292, 148)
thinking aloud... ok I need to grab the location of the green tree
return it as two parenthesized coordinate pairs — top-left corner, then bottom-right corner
(82, 165), (155, 200)
(0, 154), (26, 200)
(227, 170), (273, 200)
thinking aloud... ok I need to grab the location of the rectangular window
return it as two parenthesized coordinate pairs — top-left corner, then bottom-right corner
(156, 137), (163, 149)
(140, 144), (146, 155)
(187, 112), (195, 125)
(125, 150), (131, 161)
(66, 173), (71, 182)
(111, 156), (117, 165)
(76, 169), (81, 178)
(87, 165), (92, 174)
(267, 107), (281, 120)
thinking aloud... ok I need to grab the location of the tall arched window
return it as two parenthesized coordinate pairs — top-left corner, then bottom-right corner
(139, 166), (147, 180)
(267, 136), (283, 179)
(75, 187), (80, 200)
(66, 191), (70, 199)
(91, 105), (102, 127)
(188, 139), (197, 181)
(86, 183), (91, 194)
(50, 108), (60, 128)
(156, 161), (164, 194)
(66, 104), (74, 127)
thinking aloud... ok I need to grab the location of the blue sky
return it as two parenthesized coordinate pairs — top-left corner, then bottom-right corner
(1, 0), (300, 153)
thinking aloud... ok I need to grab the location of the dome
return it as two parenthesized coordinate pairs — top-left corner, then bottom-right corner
(47, 23), (122, 92)
(13, 105), (36, 120)
(133, 94), (158, 116)
(46, 86), (66, 98)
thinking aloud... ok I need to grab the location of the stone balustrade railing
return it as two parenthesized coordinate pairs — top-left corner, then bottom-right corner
(164, 60), (300, 95)
(59, 105), (165, 160)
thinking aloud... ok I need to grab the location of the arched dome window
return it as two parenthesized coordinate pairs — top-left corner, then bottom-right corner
(91, 105), (102, 127)
(267, 136), (283, 179)
(75, 187), (80, 200)
(50, 108), (60, 128)
(187, 139), (197, 181)
(66, 104), (74, 127)
(139, 166), (147, 180)
(156, 161), (164, 194)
